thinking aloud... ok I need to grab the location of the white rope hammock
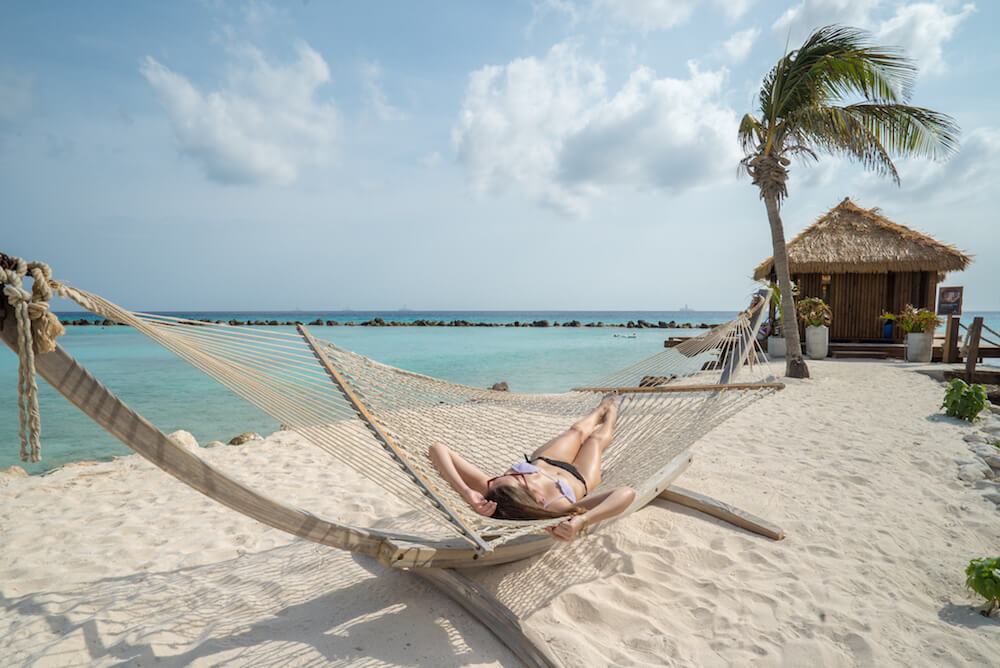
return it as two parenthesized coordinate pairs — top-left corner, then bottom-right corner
(2, 258), (779, 554)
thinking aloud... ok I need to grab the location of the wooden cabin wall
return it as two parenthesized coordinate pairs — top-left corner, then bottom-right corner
(924, 271), (939, 314)
(885, 271), (939, 341)
(782, 269), (943, 343)
(793, 271), (886, 341)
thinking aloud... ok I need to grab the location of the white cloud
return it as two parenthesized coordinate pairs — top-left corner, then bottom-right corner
(0, 66), (34, 122)
(874, 2), (975, 76)
(527, 0), (582, 33)
(243, 0), (280, 25)
(141, 42), (338, 186)
(772, 0), (880, 45)
(721, 27), (760, 63)
(596, 0), (699, 31)
(882, 127), (1000, 203)
(594, 0), (752, 31)
(719, 0), (755, 21)
(452, 44), (740, 216)
(772, 1), (974, 78)
(362, 62), (407, 121)
(420, 151), (443, 168)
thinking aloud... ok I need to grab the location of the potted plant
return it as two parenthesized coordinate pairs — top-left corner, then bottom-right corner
(797, 297), (832, 359)
(882, 305), (941, 363)
(762, 281), (798, 359)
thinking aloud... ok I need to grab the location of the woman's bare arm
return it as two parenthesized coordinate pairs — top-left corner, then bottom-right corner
(428, 443), (496, 517)
(546, 486), (636, 542)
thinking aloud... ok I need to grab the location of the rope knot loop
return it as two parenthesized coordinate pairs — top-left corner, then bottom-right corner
(0, 253), (65, 462)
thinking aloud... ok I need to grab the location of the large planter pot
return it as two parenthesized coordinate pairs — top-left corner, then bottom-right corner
(768, 336), (786, 359)
(805, 325), (829, 359)
(906, 331), (933, 363)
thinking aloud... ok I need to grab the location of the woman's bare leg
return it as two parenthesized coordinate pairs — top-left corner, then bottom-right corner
(531, 394), (617, 463)
(572, 395), (618, 489)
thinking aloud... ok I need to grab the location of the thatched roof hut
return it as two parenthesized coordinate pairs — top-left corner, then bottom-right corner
(754, 197), (971, 279)
(754, 198), (972, 342)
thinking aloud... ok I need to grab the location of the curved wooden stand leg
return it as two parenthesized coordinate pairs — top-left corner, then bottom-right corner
(412, 567), (562, 668)
(658, 486), (785, 540)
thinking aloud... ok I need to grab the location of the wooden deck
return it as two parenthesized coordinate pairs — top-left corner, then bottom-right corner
(827, 338), (1000, 361)
(943, 367), (1000, 385)
(666, 337), (999, 361)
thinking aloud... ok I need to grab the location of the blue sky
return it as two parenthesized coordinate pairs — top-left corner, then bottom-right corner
(1, 0), (995, 311)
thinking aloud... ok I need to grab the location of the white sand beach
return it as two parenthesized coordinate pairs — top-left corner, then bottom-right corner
(3, 360), (1000, 666)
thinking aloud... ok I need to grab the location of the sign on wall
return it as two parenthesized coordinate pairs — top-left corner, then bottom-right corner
(937, 286), (963, 316)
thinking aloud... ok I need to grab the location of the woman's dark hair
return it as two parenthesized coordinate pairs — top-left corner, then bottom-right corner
(485, 483), (584, 520)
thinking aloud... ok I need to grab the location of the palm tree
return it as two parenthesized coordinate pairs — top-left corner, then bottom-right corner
(740, 25), (959, 378)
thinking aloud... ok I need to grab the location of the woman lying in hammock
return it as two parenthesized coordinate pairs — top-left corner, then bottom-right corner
(429, 393), (635, 542)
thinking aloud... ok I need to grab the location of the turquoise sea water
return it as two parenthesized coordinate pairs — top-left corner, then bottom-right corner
(2, 310), (731, 474)
(3, 310), (998, 475)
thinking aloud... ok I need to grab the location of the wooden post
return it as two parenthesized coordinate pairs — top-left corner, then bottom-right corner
(658, 486), (785, 540)
(965, 317), (983, 382)
(942, 315), (959, 364)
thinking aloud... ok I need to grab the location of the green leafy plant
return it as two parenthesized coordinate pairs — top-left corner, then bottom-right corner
(761, 280), (798, 336)
(881, 304), (942, 333)
(942, 379), (989, 422)
(797, 297), (832, 327)
(966, 557), (1000, 616)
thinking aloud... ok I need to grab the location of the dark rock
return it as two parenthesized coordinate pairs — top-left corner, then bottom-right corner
(640, 375), (677, 387)
(309, 319), (323, 326)
(490, 381), (509, 392)
(228, 432), (262, 446)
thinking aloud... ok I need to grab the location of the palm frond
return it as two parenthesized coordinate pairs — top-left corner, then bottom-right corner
(796, 26), (915, 103)
(766, 25), (916, 122)
(844, 103), (960, 160)
(738, 114), (764, 155)
(787, 106), (900, 183)
(741, 24), (960, 196)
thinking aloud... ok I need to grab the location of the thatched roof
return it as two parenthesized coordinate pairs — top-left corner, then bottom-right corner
(753, 197), (972, 280)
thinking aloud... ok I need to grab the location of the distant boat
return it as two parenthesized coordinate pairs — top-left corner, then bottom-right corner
(679, 304), (694, 312)
(613, 332), (639, 339)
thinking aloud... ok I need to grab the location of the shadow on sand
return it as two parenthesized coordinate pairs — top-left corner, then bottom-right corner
(1, 540), (516, 667)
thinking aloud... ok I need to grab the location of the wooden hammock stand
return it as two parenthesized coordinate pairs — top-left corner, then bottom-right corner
(0, 292), (784, 668)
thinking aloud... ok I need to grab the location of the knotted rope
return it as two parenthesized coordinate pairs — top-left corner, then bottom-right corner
(0, 253), (66, 462)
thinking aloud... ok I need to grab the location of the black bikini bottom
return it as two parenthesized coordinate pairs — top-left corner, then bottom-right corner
(525, 455), (589, 495)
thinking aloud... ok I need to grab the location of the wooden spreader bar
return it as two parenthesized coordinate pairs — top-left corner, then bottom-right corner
(573, 382), (785, 394)
(297, 325), (493, 555)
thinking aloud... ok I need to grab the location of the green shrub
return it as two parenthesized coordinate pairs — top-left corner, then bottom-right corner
(797, 297), (832, 327)
(942, 379), (988, 422)
(966, 557), (1000, 615)
(882, 304), (941, 333)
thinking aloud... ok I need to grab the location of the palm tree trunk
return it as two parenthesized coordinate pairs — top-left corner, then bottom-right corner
(763, 194), (809, 378)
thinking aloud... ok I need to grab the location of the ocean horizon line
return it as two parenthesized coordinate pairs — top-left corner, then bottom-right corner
(54, 308), (739, 328)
